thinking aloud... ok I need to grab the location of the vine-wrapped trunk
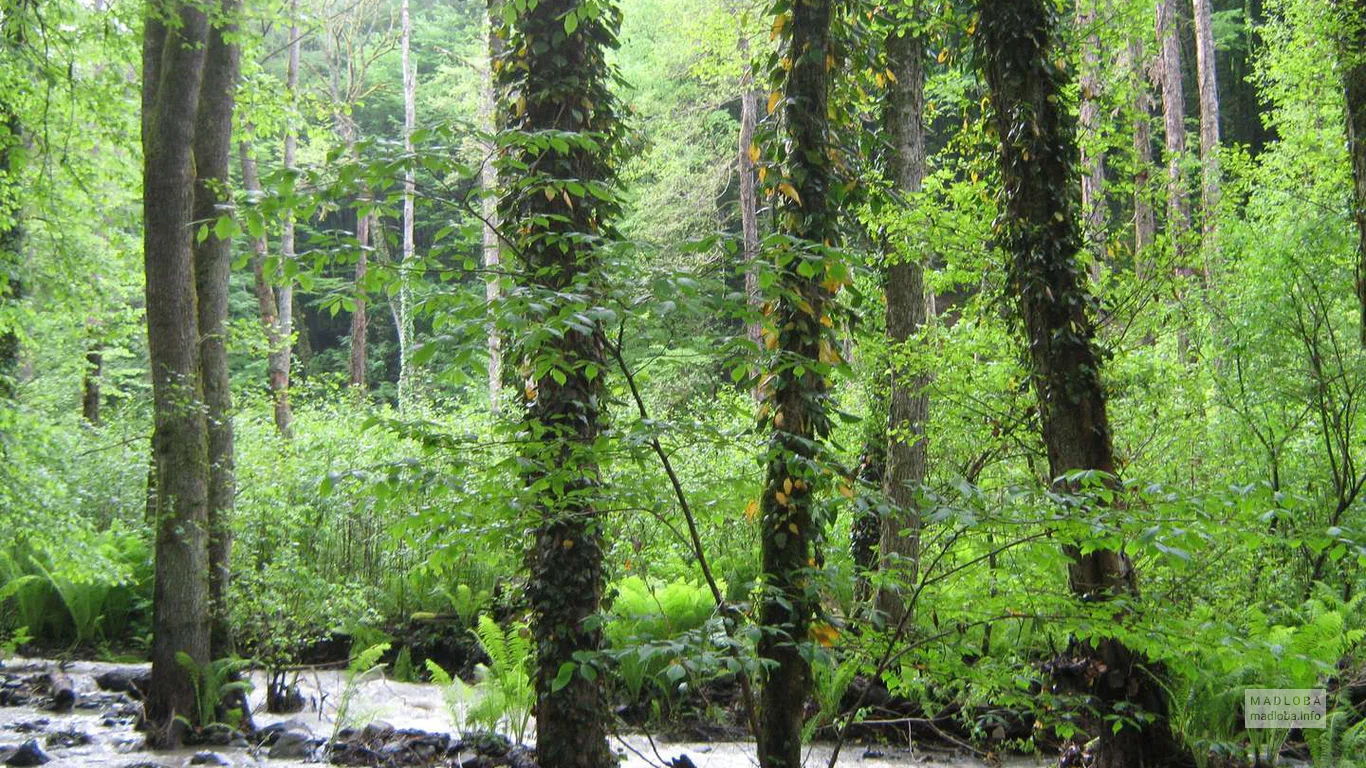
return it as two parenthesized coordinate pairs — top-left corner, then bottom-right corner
(756, 0), (834, 765)
(493, 0), (621, 764)
(975, 0), (1179, 763)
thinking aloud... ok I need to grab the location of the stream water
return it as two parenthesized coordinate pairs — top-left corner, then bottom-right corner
(0, 658), (1044, 768)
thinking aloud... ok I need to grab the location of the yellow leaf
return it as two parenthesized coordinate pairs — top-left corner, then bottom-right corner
(544, 187), (556, 202)
(937, 48), (949, 64)
(763, 329), (779, 350)
(758, 166), (768, 183)
(838, 483), (854, 499)
(748, 142), (760, 164)
(525, 384), (537, 401)
(875, 72), (886, 88)
(820, 314), (834, 328)
(562, 538), (574, 549)
(778, 182), (802, 206)
(745, 499), (760, 522)
(825, 53), (834, 72)
(885, 67), (897, 83)
(796, 298), (814, 316)
(767, 91), (782, 115)
(819, 339), (842, 364)
(516, 96), (527, 117)
(788, 522), (799, 534)
(783, 478), (793, 494)
(774, 410), (785, 428)
(810, 623), (839, 647)
(771, 13), (786, 40)
(775, 491), (788, 506)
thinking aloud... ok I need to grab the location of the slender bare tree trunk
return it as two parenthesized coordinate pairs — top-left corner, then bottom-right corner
(396, 0), (416, 406)
(1130, 37), (1157, 271)
(1077, 0), (1107, 270)
(349, 206), (370, 389)
(483, 0), (503, 413)
(239, 141), (294, 437)
(1192, 0), (1221, 237)
(737, 34), (761, 348)
(191, 0), (241, 662)
(877, 27), (927, 628)
(278, 0), (300, 396)
(142, 0), (211, 746)
(1157, 0), (1191, 259)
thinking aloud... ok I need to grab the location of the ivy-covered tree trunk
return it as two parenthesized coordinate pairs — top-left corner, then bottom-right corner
(348, 206), (369, 390)
(396, 0), (416, 406)
(1339, 0), (1366, 345)
(0, 9), (25, 398)
(975, 0), (1179, 764)
(756, 0), (834, 764)
(482, 0), (503, 413)
(142, 0), (211, 746)
(191, 0), (240, 661)
(82, 343), (102, 424)
(493, 0), (621, 765)
(878, 26), (927, 627)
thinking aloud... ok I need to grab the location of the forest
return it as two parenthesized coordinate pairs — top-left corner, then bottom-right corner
(1, 0), (1365, 765)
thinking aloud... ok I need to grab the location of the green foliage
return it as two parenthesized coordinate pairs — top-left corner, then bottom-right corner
(328, 641), (392, 755)
(466, 615), (533, 744)
(173, 653), (254, 730)
(424, 659), (475, 734)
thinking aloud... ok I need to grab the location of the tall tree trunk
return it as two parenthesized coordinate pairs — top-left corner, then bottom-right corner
(1339, 0), (1366, 345)
(278, 0), (300, 400)
(1130, 37), (1157, 272)
(1157, 0), (1191, 261)
(756, 0), (834, 764)
(1192, 0), (1220, 237)
(1077, 0), (1107, 269)
(142, 0), (211, 746)
(976, 0), (1179, 763)
(82, 343), (102, 425)
(483, 0), (503, 413)
(191, 0), (241, 662)
(396, 0), (416, 406)
(349, 207), (369, 390)
(493, 0), (621, 763)
(737, 34), (761, 348)
(239, 141), (293, 437)
(0, 10), (25, 399)
(877, 26), (928, 628)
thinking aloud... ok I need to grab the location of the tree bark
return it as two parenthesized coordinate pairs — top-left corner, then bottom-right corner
(142, 0), (211, 746)
(239, 141), (294, 437)
(349, 207), (369, 390)
(976, 0), (1179, 762)
(483, 0), (503, 413)
(1156, 0), (1191, 261)
(493, 0), (621, 764)
(82, 343), (102, 425)
(877, 27), (928, 629)
(1129, 37), (1156, 272)
(1077, 0), (1107, 268)
(1192, 0), (1220, 236)
(1338, 0), (1366, 345)
(756, 0), (834, 764)
(397, 0), (415, 406)
(278, 0), (300, 401)
(191, 0), (241, 662)
(737, 35), (761, 348)
(0, 11), (25, 399)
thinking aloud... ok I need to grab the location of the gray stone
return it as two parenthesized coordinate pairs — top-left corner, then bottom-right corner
(189, 752), (231, 766)
(267, 730), (315, 760)
(4, 740), (50, 767)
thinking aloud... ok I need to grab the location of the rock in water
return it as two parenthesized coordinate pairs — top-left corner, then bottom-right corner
(189, 752), (231, 766)
(94, 669), (150, 699)
(4, 740), (50, 767)
(268, 730), (316, 760)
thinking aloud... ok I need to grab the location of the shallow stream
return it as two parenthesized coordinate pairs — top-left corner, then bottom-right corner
(0, 658), (1043, 768)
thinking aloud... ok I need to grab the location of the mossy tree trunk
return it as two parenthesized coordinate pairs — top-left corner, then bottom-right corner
(0, 7), (26, 398)
(142, 0), (212, 746)
(492, 0), (622, 765)
(191, 0), (241, 662)
(975, 0), (1180, 763)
